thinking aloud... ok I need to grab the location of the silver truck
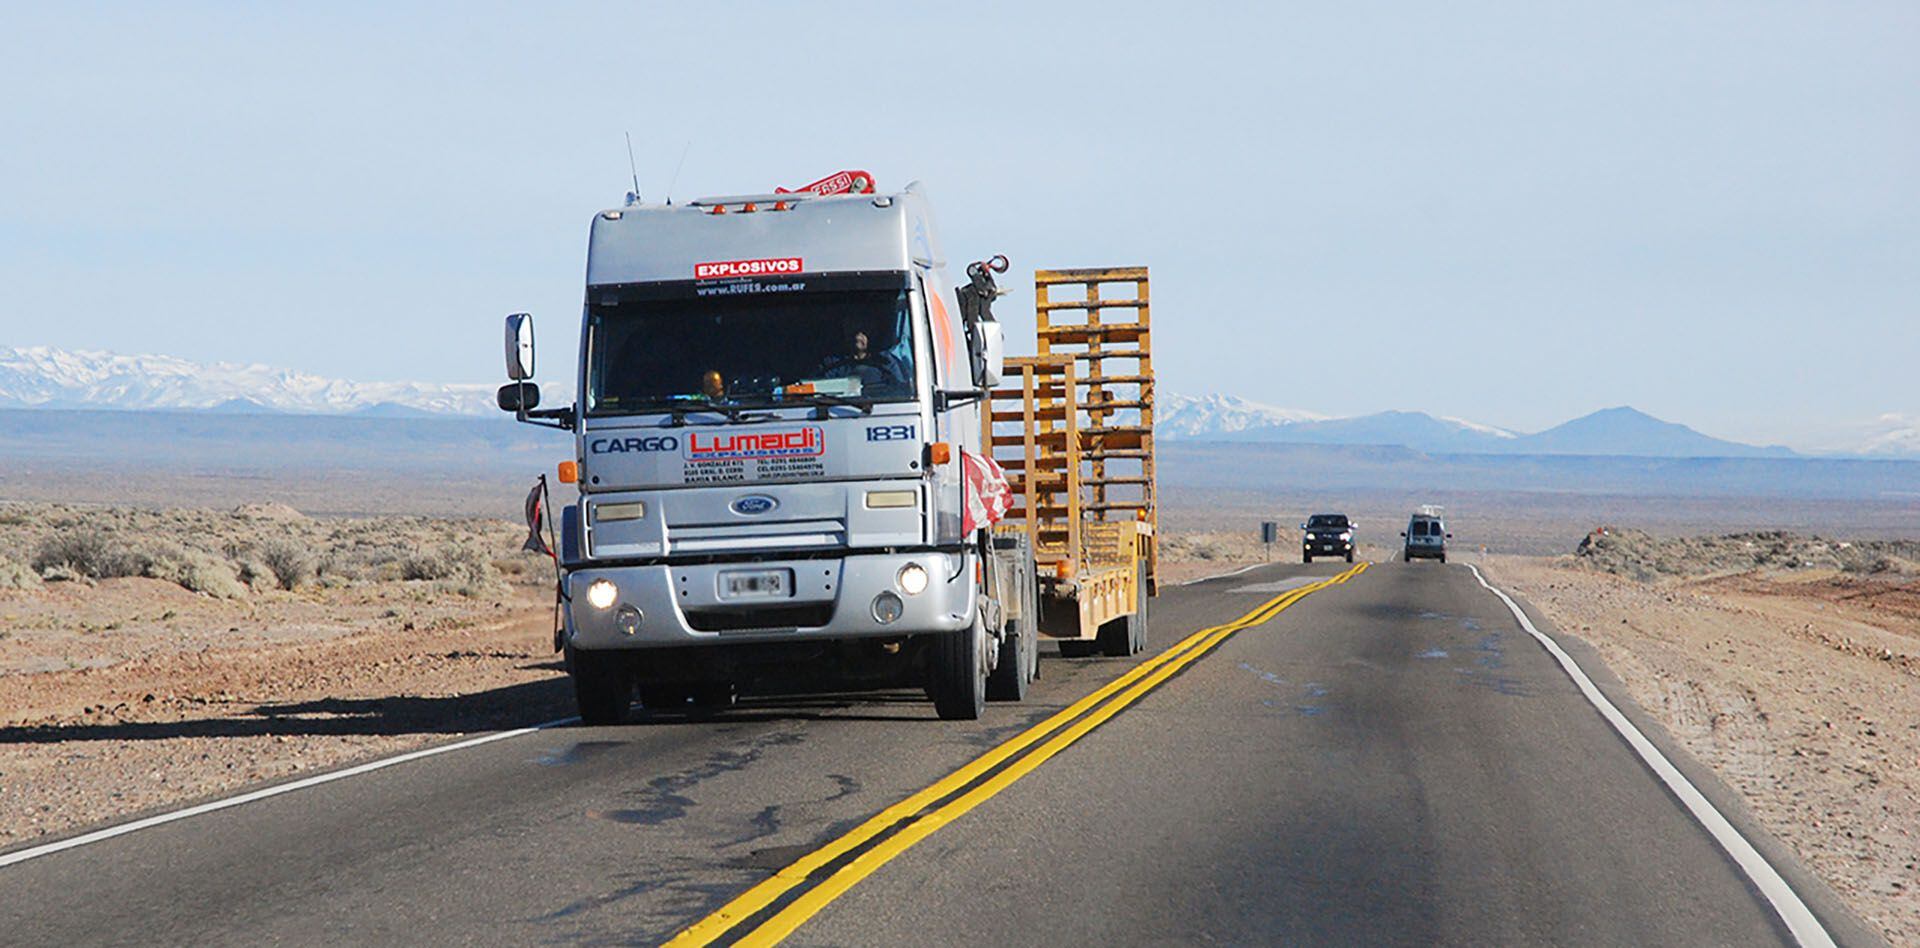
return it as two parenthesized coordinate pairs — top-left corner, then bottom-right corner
(497, 182), (1041, 723)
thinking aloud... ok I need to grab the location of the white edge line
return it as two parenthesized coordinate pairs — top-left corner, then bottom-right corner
(0, 715), (577, 870)
(1465, 564), (1836, 948)
(1178, 562), (1268, 586)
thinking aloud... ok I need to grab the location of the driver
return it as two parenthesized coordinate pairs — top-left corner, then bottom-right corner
(819, 330), (908, 395)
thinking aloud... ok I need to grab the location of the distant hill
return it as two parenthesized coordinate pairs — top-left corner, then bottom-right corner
(1163, 395), (1799, 460)
(1512, 406), (1794, 459)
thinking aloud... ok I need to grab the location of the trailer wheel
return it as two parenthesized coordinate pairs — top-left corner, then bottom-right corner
(569, 647), (631, 726)
(1131, 561), (1150, 653)
(930, 614), (988, 720)
(1098, 559), (1150, 657)
(1059, 639), (1100, 658)
(1097, 613), (1138, 657)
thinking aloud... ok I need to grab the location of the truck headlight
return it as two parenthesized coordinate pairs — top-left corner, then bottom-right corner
(615, 604), (642, 635)
(585, 578), (618, 610)
(871, 591), (904, 624)
(896, 562), (929, 596)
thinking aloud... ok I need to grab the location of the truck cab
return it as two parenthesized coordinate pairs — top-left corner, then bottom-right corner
(499, 183), (1021, 723)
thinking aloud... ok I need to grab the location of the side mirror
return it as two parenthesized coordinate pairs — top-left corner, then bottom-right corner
(505, 313), (535, 381)
(498, 382), (540, 413)
(1400, 531), (1407, 538)
(976, 321), (1005, 388)
(1299, 523), (1309, 530)
(1445, 533), (1453, 539)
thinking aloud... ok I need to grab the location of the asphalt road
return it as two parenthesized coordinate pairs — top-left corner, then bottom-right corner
(0, 561), (1883, 946)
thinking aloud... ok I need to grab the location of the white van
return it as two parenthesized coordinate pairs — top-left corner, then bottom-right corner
(1402, 508), (1449, 563)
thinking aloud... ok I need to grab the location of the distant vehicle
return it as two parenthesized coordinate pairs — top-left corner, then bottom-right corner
(1300, 513), (1355, 563)
(1402, 506), (1449, 562)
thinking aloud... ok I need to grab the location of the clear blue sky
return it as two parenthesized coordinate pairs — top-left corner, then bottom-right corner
(3, 2), (1915, 448)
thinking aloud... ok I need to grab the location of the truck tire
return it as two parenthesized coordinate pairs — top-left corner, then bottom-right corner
(1346, 550), (1355, 563)
(987, 569), (1037, 701)
(1302, 553), (1312, 563)
(1438, 552), (1447, 564)
(930, 614), (988, 720)
(569, 647), (631, 726)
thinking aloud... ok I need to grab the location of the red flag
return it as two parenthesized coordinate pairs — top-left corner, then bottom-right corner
(962, 450), (1012, 534)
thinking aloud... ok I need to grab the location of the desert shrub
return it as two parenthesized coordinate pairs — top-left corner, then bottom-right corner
(32, 529), (147, 579)
(259, 540), (315, 590)
(142, 543), (248, 599)
(235, 558), (275, 592)
(0, 557), (41, 590)
(403, 543), (500, 597)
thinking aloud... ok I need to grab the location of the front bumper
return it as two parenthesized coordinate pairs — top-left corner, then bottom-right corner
(1303, 537), (1354, 554)
(565, 550), (973, 650)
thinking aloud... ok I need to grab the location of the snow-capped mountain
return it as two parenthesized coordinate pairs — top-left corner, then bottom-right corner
(1156, 393), (1328, 438)
(0, 345), (497, 416)
(1855, 414), (1920, 457)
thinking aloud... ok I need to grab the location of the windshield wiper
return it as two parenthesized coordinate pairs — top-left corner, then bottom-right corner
(664, 403), (777, 426)
(798, 393), (876, 418)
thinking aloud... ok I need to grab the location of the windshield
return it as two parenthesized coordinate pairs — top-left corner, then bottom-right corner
(586, 284), (918, 415)
(1308, 515), (1349, 529)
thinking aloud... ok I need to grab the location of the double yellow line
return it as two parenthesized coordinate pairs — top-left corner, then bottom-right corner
(669, 561), (1370, 947)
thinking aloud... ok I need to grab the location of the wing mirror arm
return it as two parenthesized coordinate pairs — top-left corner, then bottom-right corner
(935, 388), (987, 412)
(497, 381), (574, 430)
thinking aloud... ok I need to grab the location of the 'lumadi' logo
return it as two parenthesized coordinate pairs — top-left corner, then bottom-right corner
(730, 495), (778, 516)
(685, 426), (824, 462)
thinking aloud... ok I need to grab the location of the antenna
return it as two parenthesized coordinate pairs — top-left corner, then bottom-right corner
(624, 132), (642, 206)
(665, 141), (690, 205)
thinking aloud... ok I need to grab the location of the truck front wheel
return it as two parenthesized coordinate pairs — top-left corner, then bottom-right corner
(987, 572), (1039, 702)
(569, 646), (631, 726)
(930, 615), (989, 720)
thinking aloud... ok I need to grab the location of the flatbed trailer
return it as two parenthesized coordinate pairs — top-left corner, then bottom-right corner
(983, 267), (1157, 657)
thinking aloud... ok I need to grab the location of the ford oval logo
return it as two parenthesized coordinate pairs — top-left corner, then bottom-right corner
(730, 495), (778, 516)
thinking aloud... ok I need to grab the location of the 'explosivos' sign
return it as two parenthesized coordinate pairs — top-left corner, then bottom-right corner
(684, 426), (824, 462)
(694, 257), (804, 280)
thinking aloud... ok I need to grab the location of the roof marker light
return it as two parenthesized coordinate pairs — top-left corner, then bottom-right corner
(708, 204), (727, 215)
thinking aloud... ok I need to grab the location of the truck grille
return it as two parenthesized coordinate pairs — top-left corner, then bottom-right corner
(683, 604), (836, 633)
(667, 519), (846, 554)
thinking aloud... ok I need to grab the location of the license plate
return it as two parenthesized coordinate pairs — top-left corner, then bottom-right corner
(720, 568), (790, 600)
